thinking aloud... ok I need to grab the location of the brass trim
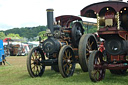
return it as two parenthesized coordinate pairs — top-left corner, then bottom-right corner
(46, 9), (54, 12)
(117, 12), (120, 30)
(97, 13), (99, 30)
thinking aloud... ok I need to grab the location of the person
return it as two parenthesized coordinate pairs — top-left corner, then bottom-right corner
(2, 55), (6, 65)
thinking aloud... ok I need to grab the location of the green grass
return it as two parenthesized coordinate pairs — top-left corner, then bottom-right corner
(0, 56), (128, 85)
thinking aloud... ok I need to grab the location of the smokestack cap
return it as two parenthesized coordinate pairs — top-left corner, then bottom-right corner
(46, 9), (54, 12)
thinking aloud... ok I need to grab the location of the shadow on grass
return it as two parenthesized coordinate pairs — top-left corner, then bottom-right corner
(24, 68), (128, 85)
(24, 68), (88, 81)
(103, 70), (128, 84)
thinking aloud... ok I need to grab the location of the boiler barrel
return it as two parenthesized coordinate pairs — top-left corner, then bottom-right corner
(46, 9), (54, 34)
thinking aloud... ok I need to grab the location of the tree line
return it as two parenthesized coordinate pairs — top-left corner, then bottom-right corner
(0, 25), (47, 41)
(0, 24), (97, 41)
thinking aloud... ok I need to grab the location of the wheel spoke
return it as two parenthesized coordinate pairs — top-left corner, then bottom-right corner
(68, 52), (72, 59)
(31, 58), (34, 61)
(70, 60), (73, 63)
(63, 64), (68, 72)
(97, 58), (101, 64)
(86, 53), (89, 56)
(90, 42), (94, 47)
(63, 63), (68, 68)
(32, 65), (36, 71)
(63, 56), (67, 60)
(39, 55), (42, 60)
(86, 48), (89, 51)
(36, 65), (39, 75)
(31, 54), (35, 60)
(88, 39), (91, 46)
(86, 43), (90, 50)
(31, 62), (34, 64)
(69, 64), (72, 69)
(66, 69), (70, 74)
(64, 50), (68, 58)
(93, 70), (99, 81)
(34, 51), (38, 59)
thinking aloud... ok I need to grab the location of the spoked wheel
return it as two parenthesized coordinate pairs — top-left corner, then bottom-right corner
(110, 69), (127, 75)
(71, 22), (84, 47)
(88, 50), (105, 82)
(27, 47), (45, 77)
(58, 45), (76, 78)
(79, 34), (97, 72)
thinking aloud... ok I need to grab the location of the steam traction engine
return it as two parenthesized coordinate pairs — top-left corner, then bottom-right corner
(81, 0), (128, 82)
(27, 9), (97, 78)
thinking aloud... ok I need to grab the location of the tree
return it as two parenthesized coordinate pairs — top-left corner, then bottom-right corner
(0, 32), (6, 40)
(6, 33), (22, 39)
(4, 25), (47, 39)
(88, 27), (97, 33)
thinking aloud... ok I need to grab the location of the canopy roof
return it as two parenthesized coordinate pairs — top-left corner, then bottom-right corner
(55, 15), (82, 27)
(81, 1), (128, 18)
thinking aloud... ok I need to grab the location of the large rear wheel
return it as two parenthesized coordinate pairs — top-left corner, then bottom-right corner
(79, 34), (97, 72)
(27, 47), (45, 77)
(58, 45), (76, 78)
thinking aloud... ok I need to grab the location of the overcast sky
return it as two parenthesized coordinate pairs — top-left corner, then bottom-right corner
(0, 0), (127, 30)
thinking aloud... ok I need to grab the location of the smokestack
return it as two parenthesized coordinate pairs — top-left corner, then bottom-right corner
(46, 9), (54, 34)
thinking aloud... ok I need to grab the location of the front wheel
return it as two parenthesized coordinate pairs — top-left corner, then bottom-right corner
(88, 50), (105, 82)
(27, 47), (45, 77)
(58, 45), (76, 78)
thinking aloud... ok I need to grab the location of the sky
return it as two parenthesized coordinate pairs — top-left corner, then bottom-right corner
(0, 0), (127, 30)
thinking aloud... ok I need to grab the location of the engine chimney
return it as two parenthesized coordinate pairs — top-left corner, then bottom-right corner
(46, 9), (54, 34)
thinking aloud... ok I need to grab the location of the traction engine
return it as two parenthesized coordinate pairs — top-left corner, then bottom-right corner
(26, 9), (98, 78)
(81, 0), (128, 82)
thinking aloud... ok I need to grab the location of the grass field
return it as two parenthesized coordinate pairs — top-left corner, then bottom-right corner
(0, 56), (128, 85)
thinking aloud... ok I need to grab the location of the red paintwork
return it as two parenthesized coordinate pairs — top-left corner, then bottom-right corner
(94, 63), (128, 70)
(81, 1), (128, 18)
(118, 31), (128, 40)
(105, 11), (115, 19)
(111, 55), (126, 61)
(99, 42), (105, 52)
(55, 15), (82, 27)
